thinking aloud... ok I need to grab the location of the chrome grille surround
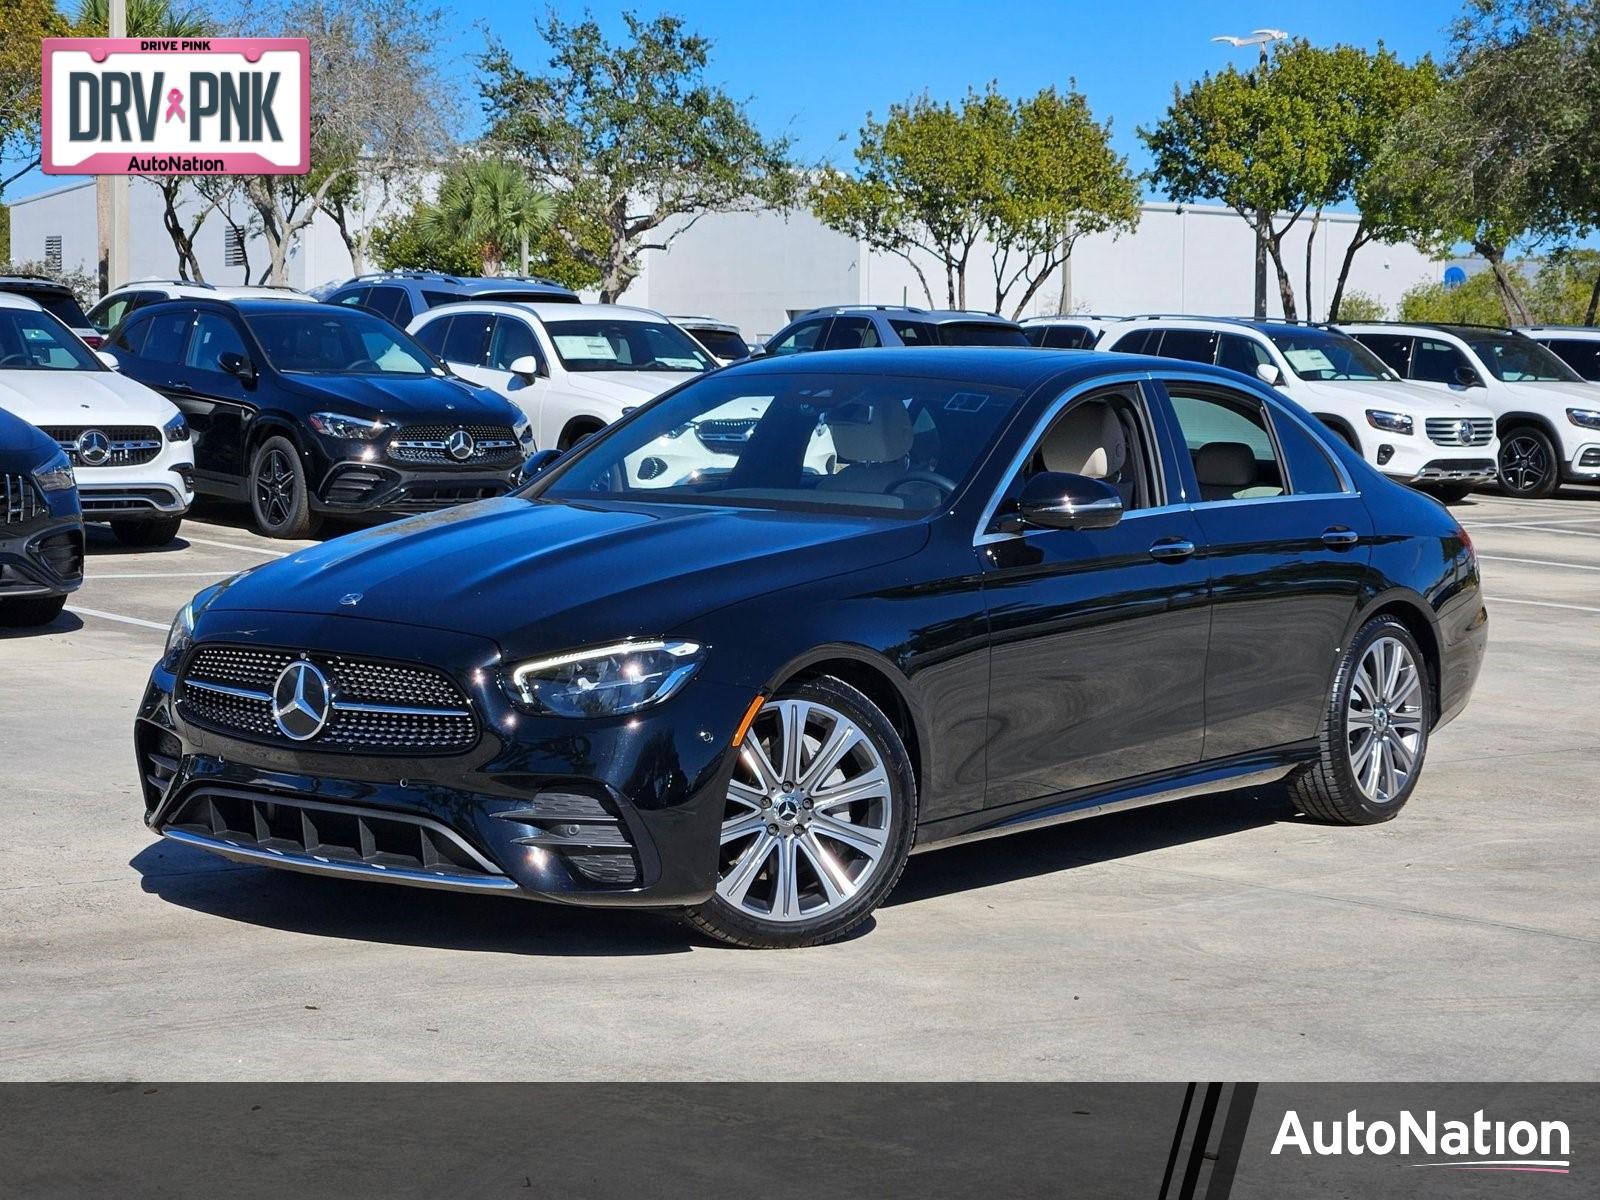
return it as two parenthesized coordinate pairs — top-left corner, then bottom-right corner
(388, 424), (520, 466)
(1424, 417), (1495, 447)
(42, 425), (163, 467)
(694, 417), (758, 453)
(178, 645), (478, 754)
(2, 474), (48, 524)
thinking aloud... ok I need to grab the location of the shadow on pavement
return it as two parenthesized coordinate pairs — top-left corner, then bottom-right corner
(0, 609), (85, 638)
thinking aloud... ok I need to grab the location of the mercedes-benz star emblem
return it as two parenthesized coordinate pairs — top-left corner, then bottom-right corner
(76, 429), (111, 467)
(271, 660), (332, 741)
(1458, 419), (1474, 444)
(339, 593), (362, 607)
(445, 429), (475, 461)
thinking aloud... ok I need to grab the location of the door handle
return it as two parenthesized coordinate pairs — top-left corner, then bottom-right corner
(1321, 526), (1360, 547)
(167, 380), (193, 393)
(1149, 537), (1197, 561)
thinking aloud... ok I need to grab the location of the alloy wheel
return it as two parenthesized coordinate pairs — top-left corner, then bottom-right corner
(1345, 636), (1424, 804)
(1499, 434), (1551, 495)
(715, 698), (894, 923)
(255, 447), (298, 528)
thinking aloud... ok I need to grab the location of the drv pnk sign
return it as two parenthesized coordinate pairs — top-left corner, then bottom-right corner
(42, 38), (309, 175)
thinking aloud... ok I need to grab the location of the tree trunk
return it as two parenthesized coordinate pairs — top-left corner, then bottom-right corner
(1585, 268), (1600, 326)
(1266, 235), (1298, 322)
(520, 231), (529, 275)
(1327, 220), (1371, 322)
(1477, 243), (1531, 325)
(1304, 208), (1321, 323)
(1253, 210), (1269, 318)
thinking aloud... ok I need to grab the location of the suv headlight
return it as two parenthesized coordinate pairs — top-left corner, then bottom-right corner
(1566, 407), (1600, 430)
(308, 412), (385, 439)
(163, 601), (196, 667)
(514, 418), (534, 447)
(32, 452), (76, 492)
(163, 412), (190, 442)
(507, 639), (704, 718)
(1365, 410), (1414, 435)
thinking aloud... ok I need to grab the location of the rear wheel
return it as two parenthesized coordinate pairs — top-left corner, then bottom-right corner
(0, 594), (67, 627)
(111, 515), (183, 547)
(557, 420), (603, 451)
(248, 436), (321, 539)
(1422, 484), (1473, 504)
(1288, 616), (1430, 825)
(684, 676), (916, 949)
(1497, 425), (1560, 498)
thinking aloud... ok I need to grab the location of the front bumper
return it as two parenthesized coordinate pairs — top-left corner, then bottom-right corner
(315, 461), (520, 516)
(1565, 441), (1600, 479)
(1, 516), (84, 599)
(73, 448), (194, 522)
(134, 614), (754, 908)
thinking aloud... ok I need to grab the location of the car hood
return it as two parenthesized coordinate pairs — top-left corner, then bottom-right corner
(1294, 377), (1494, 417)
(279, 372), (519, 423)
(562, 370), (701, 405)
(205, 496), (929, 658)
(0, 405), (61, 469)
(1497, 379), (1600, 407)
(0, 368), (179, 424)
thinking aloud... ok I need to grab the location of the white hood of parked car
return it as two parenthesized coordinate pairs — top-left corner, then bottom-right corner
(1293, 377), (1495, 418)
(1497, 379), (1600, 407)
(563, 370), (701, 405)
(0, 367), (179, 425)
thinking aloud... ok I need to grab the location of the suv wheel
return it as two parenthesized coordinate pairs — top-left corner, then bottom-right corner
(685, 676), (916, 949)
(249, 436), (321, 539)
(111, 516), (183, 547)
(1288, 615), (1430, 824)
(0, 594), (67, 627)
(1498, 425), (1559, 498)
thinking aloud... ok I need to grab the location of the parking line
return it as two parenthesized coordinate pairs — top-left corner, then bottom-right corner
(1485, 596), (1600, 615)
(1480, 555), (1600, 572)
(68, 606), (170, 631)
(88, 571), (237, 579)
(178, 533), (291, 557)
(1467, 523), (1600, 539)
(1465, 516), (1600, 528)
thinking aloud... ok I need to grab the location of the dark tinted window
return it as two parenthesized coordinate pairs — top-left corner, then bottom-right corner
(1045, 325), (1096, 349)
(1164, 385), (1286, 501)
(441, 312), (493, 366)
(1271, 410), (1347, 494)
(1541, 338), (1600, 381)
(824, 315), (881, 349)
(29, 290), (91, 328)
(1353, 334), (1413, 375)
(687, 327), (749, 360)
(1410, 338), (1470, 385)
(888, 319), (933, 346)
(245, 310), (435, 375)
(184, 311), (248, 374)
(139, 308), (196, 364)
(1111, 328), (1157, 355)
(413, 316), (450, 357)
(767, 317), (829, 356)
(332, 286), (371, 309)
(1154, 329), (1220, 363)
(112, 313), (150, 355)
(1466, 335), (1582, 382)
(1216, 333), (1272, 375)
(488, 316), (537, 370)
(421, 289), (466, 307)
(366, 285), (408, 323)
(934, 321), (1028, 347)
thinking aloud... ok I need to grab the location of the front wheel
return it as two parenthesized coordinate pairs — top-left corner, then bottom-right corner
(248, 436), (321, 539)
(1288, 616), (1430, 824)
(684, 676), (917, 949)
(0, 594), (67, 627)
(111, 516), (183, 547)
(1497, 425), (1560, 498)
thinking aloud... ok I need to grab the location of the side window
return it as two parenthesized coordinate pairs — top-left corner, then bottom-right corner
(111, 313), (151, 355)
(332, 286), (371, 310)
(91, 294), (134, 332)
(421, 290), (463, 308)
(767, 317), (829, 356)
(184, 312), (249, 374)
(441, 312), (492, 366)
(1164, 386), (1286, 502)
(366, 285), (409, 324)
(824, 315), (881, 349)
(139, 308), (197, 364)
(1110, 328), (1157, 355)
(1010, 389), (1157, 514)
(413, 316), (450, 357)
(889, 319), (934, 345)
(1270, 410), (1348, 495)
(1048, 325), (1095, 349)
(1410, 338), (1469, 385)
(1216, 333), (1272, 376)
(388, 289), (415, 327)
(1356, 334), (1413, 376)
(1154, 328), (1219, 364)
(488, 317), (539, 370)
(1545, 338), (1600, 380)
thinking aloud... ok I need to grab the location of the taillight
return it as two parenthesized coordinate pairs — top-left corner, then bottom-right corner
(82, 334), (104, 348)
(1457, 522), (1475, 562)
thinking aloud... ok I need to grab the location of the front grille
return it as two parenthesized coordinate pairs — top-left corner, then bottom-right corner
(1425, 417), (1494, 447)
(2, 474), (48, 524)
(386, 482), (509, 512)
(42, 425), (163, 467)
(178, 645), (478, 754)
(388, 424), (520, 466)
(694, 417), (758, 453)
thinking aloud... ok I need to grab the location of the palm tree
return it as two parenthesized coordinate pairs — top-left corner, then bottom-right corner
(74, 0), (207, 36)
(420, 158), (555, 276)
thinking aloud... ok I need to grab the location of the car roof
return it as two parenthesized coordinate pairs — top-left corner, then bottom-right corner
(670, 315), (740, 331)
(1522, 325), (1600, 337)
(332, 272), (578, 298)
(0, 291), (45, 312)
(416, 300), (670, 323)
(797, 305), (1021, 327)
(0, 275), (72, 295)
(1339, 321), (1520, 339)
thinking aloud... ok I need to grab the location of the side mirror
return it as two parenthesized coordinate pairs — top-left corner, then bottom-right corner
(1255, 362), (1285, 387)
(747, 344), (768, 358)
(96, 350), (121, 371)
(1012, 471), (1123, 531)
(1454, 365), (1483, 387)
(218, 352), (256, 383)
(516, 448), (563, 484)
(508, 354), (543, 379)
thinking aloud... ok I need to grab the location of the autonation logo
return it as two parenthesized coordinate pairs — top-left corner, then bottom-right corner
(1272, 1108), (1572, 1175)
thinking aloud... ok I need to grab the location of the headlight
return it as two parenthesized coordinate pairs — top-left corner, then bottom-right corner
(163, 412), (190, 442)
(1365, 410), (1414, 435)
(163, 601), (196, 667)
(308, 412), (385, 439)
(32, 452), (75, 492)
(1567, 407), (1600, 430)
(507, 639), (704, 718)
(515, 419), (534, 447)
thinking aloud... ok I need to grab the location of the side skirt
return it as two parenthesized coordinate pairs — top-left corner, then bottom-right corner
(911, 744), (1317, 854)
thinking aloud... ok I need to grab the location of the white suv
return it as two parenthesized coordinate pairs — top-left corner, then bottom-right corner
(1340, 322), (1600, 499)
(0, 293), (192, 545)
(1099, 317), (1501, 500)
(87, 279), (314, 338)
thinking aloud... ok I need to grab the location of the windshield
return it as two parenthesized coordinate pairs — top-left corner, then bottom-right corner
(0, 307), (101, 371)
(686, 326), (750, 361)
(543, 318), (714, 373)
(1467, 336), (1584, 383)
(1268, 331), (1395, 382)
(534, 369), (1022, 517)
(936, 321), (1030, 347)
(245, 309), (438, 375)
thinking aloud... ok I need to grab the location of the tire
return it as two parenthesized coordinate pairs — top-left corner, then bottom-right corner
(684, 675), (917, 949)
(1287, 615), (1430, 825)
(557, 420), (602, 451)
(1497, 425), (1560, 499)
(1422, 484), (1473, 505)
(0, 594), (67, 627)
(248, 435), (321, 539)
(111, 515), (183, 547)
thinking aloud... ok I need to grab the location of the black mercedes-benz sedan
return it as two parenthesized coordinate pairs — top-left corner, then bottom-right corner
(106, 299), (533, 539)
(0, 405), (83, 626)
(134, 349), (1486, 947)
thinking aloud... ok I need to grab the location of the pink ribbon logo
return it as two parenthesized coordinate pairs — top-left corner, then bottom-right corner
(164, 88), (185, 123)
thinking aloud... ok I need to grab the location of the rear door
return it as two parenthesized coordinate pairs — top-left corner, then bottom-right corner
(178, 308), (257, 483)
(822, 315), (882, 349)
(765, 316), (832, 357)
(1152, 376), (1373, 758)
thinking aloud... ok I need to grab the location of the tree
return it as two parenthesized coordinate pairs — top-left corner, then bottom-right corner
(478, 10), (796, 302)
(0, 0), (70, 198)
(1400, 268), (1526, 323)
(420, 158), (555, 276)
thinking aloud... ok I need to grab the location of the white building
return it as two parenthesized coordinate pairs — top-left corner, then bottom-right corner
(8, 177), (1442, 339)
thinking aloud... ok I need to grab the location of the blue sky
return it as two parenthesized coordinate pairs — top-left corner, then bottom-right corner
(7, 0), (1465, 202)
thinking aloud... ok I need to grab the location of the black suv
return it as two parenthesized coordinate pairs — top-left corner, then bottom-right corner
(763, 305), (1029, 355)
(323, 272), (580, 329)
(0, 406), (83, 626)
(106, 299), (532, 538)
(0, 275), (100, 346)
